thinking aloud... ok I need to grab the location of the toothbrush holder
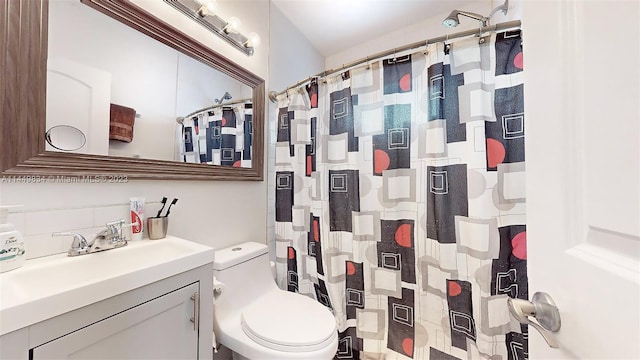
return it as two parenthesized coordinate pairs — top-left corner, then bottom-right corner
(147, 217), (168, 240)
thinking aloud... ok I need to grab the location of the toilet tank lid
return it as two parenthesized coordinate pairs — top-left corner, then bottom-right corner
(213, 242), (268, 270)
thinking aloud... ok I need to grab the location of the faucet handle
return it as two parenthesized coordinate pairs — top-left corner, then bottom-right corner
(105, 219), (126, 234)
(105, 219), (139, 232)
(104, 219), (137, 243)
(52, 232), (90, 256)
(119, 219), (140, 230)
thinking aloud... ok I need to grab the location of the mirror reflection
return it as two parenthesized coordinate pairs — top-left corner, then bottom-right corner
(46, 0), (253, 167)
(45, 125), (87, 152)
(177, 98), (253, 166)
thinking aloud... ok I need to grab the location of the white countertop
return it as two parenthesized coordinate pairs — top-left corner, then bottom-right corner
(0, 236), (214, 336)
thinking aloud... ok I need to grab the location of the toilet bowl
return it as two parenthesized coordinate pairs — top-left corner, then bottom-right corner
(213, 242), (338, 359)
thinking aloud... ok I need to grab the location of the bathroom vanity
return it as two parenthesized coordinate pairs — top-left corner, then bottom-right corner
(0, 237), (214, 359)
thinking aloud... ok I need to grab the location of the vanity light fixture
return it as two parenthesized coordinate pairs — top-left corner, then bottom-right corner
(222, 16), (241, 34)
(194, 0), (216, 16)
(163, 0), (259, 56)
(244, 32), (261, 48)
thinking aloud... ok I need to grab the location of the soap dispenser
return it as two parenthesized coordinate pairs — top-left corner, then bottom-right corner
(0, 206), (26, 273)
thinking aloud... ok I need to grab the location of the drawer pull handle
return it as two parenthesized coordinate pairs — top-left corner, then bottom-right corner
(190, 292), (199, 331)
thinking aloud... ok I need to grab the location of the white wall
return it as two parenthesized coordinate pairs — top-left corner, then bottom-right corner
(176, 54), (251, 118)
(266, 5), (325, 254)
(326, 0), (520, 69)
(0, 0), (271, 259)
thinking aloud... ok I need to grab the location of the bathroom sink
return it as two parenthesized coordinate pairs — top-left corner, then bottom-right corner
(0, 236), (214, 336)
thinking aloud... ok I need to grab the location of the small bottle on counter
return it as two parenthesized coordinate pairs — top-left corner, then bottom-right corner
(130, 197), (145, 241)
(0, 205), (26, 273)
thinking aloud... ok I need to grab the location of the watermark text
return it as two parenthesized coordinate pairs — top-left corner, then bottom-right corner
(1, 175), (129, 184)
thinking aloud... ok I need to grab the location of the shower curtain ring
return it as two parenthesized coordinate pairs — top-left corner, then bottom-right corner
(477, 22), (483, 40)
(443, 34), (450, 53)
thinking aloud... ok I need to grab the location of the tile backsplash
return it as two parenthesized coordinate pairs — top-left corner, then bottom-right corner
(8, 202), (162, 260)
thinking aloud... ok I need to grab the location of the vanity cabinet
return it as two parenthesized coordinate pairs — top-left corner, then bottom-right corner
(0, 264), (213, 360)
(33, 283), (199, 359)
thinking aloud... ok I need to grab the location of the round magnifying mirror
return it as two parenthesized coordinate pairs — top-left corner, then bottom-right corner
(45, 125), (87, 151)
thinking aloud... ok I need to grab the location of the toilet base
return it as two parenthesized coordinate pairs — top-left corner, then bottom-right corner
(231, 351), (249, 360)
(216, 315), (338, 360)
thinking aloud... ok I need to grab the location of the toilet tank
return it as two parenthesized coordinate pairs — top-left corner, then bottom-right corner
(213, 242), (279, 316)
(213, 242), (269, 271)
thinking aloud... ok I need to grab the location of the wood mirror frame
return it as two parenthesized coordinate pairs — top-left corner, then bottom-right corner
(0, 0), (264, 181)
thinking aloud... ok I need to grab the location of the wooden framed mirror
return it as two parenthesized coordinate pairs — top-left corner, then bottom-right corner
(0, 0), (264, 181)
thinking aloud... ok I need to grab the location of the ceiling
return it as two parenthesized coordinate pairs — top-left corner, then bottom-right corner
(271, 0), (480, 56)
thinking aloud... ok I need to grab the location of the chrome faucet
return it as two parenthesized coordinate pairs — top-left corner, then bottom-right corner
(53, 219), (135, 256)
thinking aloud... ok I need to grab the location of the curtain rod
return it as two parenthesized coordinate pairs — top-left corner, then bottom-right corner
(177, 97), (252, 124)
(269, 20), (521, 102)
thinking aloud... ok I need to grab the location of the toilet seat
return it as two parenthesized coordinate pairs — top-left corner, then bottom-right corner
(240, 291), (337, 352)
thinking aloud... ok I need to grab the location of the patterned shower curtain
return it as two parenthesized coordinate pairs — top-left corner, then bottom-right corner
(275, 30), (526, 360)
(177, 104), (253, 166)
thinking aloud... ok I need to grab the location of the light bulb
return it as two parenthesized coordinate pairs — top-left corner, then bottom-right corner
(224, 16), (242, 34)
(245, 32), (261, 48)
(195, 0), (217, 16)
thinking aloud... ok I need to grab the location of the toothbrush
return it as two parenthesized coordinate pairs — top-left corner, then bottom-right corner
(156, 197), (167, 218)
(163, 198), (178, 217)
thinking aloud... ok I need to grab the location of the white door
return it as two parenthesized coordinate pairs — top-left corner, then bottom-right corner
(523, 0), (639, 358)
(46, 57), (111, 155)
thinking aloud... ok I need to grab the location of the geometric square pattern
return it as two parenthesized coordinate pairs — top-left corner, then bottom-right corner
(392, 303), (414, 327)
(419, 120), (448, 158)
(346, 260), (365, 319)
(347, 288), (365, 307)
(449, 36), (491, 75)
(179, 106), (252, 167)
(481, 294), (521, 336)
(275, 31), (526, 360)
(454, 216), (500, 259)
(497, 162), (526, 203)
(324, 133), (349, 163)
(356, 308), (386, 340)
(354, 101), (385, 137)
(371, 267), (402, 298)
(325, 247), (353, 283)
(420, 256), (459, 298)
(352, 211), (380, 241)
(429, 170), (449, 194)
(291, 205), (310, 231)
(450, 310), (476, 339)
(382, 168), (416, 203)
(502, 113), (525, 139)
(459, 82), (496, 123)
(291, 118), (311, 144)
(381, 252), (401, 270)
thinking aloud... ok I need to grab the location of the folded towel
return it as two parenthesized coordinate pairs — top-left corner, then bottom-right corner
(109, 103), (136, 142)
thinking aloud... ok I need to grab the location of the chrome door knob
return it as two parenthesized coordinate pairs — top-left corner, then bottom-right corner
(508, 292), (561, 348)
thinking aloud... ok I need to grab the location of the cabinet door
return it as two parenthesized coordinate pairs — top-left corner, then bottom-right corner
(33, 283), (200, 359)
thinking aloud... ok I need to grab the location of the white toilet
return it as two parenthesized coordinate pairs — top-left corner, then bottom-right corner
(213, 242), (338, 360)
